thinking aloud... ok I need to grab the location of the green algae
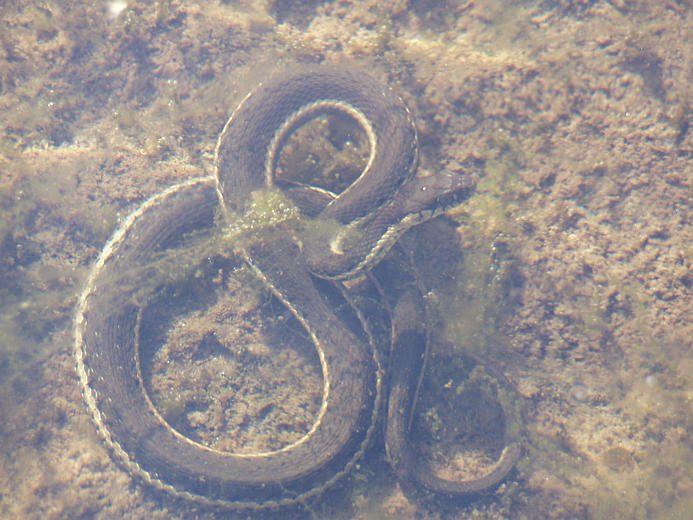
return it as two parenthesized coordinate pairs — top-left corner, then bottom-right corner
(438, 141), (528, 359)
(526, 329), (693, 520)
(0, 146), (96, 391)
(225, 187), (301, 236)
(589, 441), (693, 520)
(93, 186), (302, 313)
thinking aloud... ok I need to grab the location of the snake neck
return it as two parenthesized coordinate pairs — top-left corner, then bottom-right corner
(300, 170), (476, 281)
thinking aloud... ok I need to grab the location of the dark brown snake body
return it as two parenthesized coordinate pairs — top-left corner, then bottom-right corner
(74, 67), (521, 509)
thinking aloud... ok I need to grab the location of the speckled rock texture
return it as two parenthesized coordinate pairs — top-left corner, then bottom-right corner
(1, 1), (691, 519)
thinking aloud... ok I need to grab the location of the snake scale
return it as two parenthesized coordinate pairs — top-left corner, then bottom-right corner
(73, 66), (521, 509)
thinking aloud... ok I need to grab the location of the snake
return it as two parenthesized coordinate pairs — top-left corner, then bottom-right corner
(73, 66), (521, 510)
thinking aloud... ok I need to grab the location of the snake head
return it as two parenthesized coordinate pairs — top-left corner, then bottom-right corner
(396, 168), (476, 218)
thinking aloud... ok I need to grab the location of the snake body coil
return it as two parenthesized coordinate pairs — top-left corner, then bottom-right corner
(74, 67), (519, 510)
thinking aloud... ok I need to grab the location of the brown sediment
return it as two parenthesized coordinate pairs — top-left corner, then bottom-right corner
(146, 265), (322, 455)
(0, 1), (692, 519)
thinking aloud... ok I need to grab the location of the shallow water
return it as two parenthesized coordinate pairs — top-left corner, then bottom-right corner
(1, 1), (692, 519)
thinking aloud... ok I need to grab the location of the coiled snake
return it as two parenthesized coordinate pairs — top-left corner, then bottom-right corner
(73, 67), (521, 509)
